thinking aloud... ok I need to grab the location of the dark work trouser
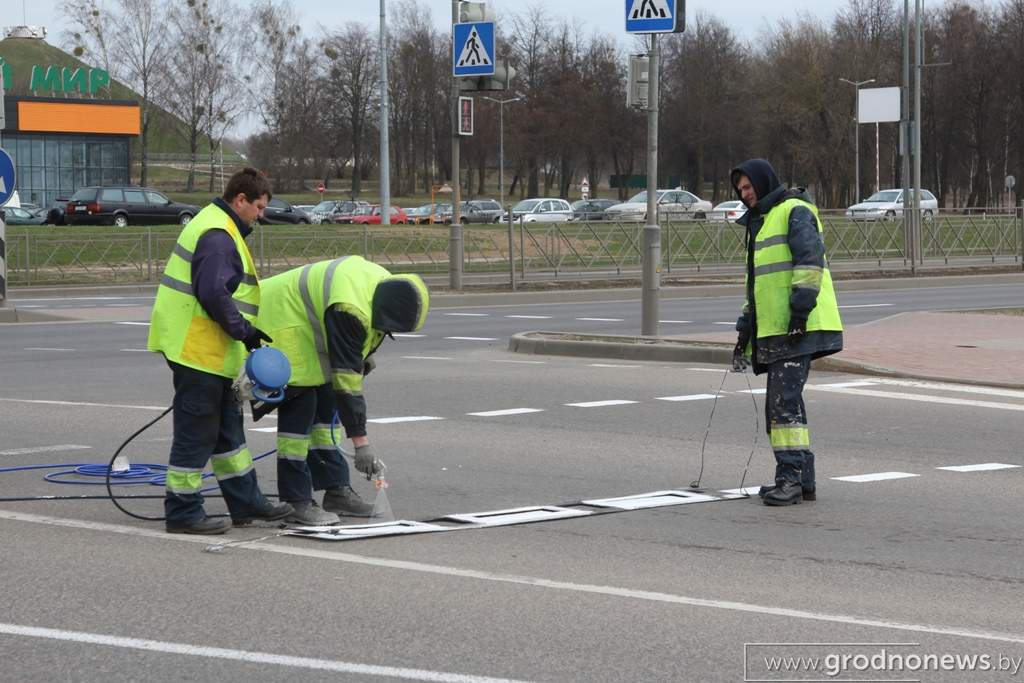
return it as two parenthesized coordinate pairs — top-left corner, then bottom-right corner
(764, 355), (815, 489)
(164, 361), (268, 526)
(276, 384), (352, 503)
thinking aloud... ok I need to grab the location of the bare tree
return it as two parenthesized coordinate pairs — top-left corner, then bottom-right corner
(61, 0), (114, 94)
(110, 0), (170, 186)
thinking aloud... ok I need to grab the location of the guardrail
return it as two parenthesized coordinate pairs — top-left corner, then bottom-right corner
(4, 206), (1022, 287)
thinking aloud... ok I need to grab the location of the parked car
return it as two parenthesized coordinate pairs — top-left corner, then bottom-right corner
(66, 187), (199, 226)
(709, 200), (747, 223)
(43, 197), (70, 225)
(0, 205), (48, 225)
(351, 205), (409, 225)
(407, 204), (450, 225)
(570, 199), (617, 221)
(500, 198), (574, 223)
(258, 197), (311, 225)
(462, 199), (504, 224)
(333, 204), (375, 224)
(604, 189), (712, 222)
(845, 189), (939, 221)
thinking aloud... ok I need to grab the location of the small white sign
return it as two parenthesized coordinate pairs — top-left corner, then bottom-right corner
(858, 86), (901, 124)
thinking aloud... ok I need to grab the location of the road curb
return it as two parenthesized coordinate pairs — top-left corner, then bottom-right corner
(508, 331), (1024, 390)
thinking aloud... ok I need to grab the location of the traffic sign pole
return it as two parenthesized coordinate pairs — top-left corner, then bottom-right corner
(641, 33), (660, 337)
(450, 0), (463, 291)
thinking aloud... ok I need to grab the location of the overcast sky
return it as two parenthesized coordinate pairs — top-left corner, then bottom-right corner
(12, 0), (851, 46)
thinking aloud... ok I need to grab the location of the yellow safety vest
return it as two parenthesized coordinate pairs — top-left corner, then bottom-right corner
(147, 203), (259, 378)
(257, 257), (428, 391)
(752, 198), (842, 338)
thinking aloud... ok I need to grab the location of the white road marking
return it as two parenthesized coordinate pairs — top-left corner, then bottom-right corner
(16, 296), (137, 302)
(655, 394), (718, 402)
(467, 408), (544, 417)
(0, 622), (527, 683)
(814, 381), (879, 389)
(831, 472), (920, 483)
(490, 360), (546, 365)
(0, 444), (91, 456)
(16, 305), (43, 308)
(0, 397), (169, 411)
(565, 400), (639, 408)
(248, 427), (277, 433)
(807, 386), (1024, 412)
(106, 303), (141, 307)
(120, 348), (149, 353)
(24, 347), (73, 352)
(936, 463), (1022, 473)
(445, 337), (498, 341)
(719, 487), (762, 496)
(869, 378), (1024, 400)
(4, 510), (1024, 647)
(402, 356), (454, 361)
(115, 322), (150, 326)
(575, 317), (623, 322)
(444, 313), (490, 317)
(368, 416), (445, 424)
(658, 320), (692, 324)
(712, 322), (735, 325)
(587, 363), (640, 368)
(687, 368), (728, 373)
(393, 333), (426, 338)
(737, 389), (767, 395)
(504, 315), (553, 319)
(839, 303), (894, 309)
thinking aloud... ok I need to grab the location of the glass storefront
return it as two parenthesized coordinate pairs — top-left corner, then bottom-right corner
(5, 134), (129, 208)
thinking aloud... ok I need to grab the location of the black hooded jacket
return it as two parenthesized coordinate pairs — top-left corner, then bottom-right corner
(731, 159), (843, 373)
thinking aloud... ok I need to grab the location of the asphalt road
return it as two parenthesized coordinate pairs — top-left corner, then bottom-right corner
(1, 279), (1023, 681)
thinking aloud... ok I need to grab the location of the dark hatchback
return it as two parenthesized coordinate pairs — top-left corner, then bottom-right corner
(66, 187), (199, 227)
(258, 198), (312, 225)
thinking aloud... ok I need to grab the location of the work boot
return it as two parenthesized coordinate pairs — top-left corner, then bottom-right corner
(232, 500), (294, 527)
(758, 484), (816, 501)
(285, 500), (341, 526)
(763, 481), (804, 506)
(322, 485), (375, 518)
(166, 515), (232, 535)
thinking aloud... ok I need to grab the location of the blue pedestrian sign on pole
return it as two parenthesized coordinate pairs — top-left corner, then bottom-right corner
(453, 22), (495, 77)
(625, 0), (685, 33)
(0, 148), (16, 207)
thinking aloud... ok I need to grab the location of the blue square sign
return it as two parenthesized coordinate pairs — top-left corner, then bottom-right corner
(453, 22), (495, 77)
(625, 0), (681, 33)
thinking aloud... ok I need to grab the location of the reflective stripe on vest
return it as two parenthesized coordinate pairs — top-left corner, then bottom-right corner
(752, 198), (842, 338)
(147, 203), (260, 378)
(256, 256), (391, 388)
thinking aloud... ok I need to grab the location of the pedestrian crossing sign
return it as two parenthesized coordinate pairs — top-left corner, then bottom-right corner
(625, 0), (684, 33)
(453, 22), (495, 77)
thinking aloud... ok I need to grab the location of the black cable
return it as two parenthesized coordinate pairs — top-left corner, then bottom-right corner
(735, 369), (761, 495)
(105, 405), (174, 521)
(689, 368), (731, 492)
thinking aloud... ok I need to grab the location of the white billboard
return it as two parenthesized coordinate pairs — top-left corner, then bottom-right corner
(858, 87), (901, 124)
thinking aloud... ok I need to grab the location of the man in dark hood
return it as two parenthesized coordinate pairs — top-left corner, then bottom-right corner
(730, 158), (844, 506)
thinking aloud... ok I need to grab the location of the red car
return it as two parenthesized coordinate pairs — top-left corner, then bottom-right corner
(351, 205), (408, 225)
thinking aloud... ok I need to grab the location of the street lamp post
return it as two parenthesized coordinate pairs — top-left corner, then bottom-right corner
(481, 95), (522, 208)
(379, 0), (390, 225)
(839, 77), (876, 203)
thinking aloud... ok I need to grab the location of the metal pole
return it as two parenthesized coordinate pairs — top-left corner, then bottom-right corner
(498, 101), (504, 206)
(854, 87), (860, 202)
(379, 0), (391, 226)
(0, 79), (6, 307)
(875, 122), (880, 193)
(901, 0), (914, 272)
(640, 33), (660, 337)
(449, 0), (462, 290)
(913, 0), (923, 265)
(507, 203), (515, 291)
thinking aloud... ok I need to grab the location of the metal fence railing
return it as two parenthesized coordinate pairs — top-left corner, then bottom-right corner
(5, 205), (1023, 287)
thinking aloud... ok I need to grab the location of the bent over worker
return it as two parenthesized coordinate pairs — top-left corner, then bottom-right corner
(256, 257), (429, 525)
(730, 159), (843, 506)
(148, 168), (292, 534)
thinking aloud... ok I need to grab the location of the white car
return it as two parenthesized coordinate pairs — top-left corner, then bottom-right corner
(709, 200), (747, 223)
(501, 198), (573, 223)
(846, 189), (939, 221)
(604, 189), (712, 222)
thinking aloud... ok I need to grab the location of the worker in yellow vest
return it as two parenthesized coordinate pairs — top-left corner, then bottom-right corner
(730, 159), (844, 506)
(256, 257), (429, 525)
(148, 168), (292, 534)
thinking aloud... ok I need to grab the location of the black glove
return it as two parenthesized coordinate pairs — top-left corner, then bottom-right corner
(787, 315), (807, 341)
(732, 340), (750, 373)
(362, 355), (376, 377)
(242, 327), (273, 352)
